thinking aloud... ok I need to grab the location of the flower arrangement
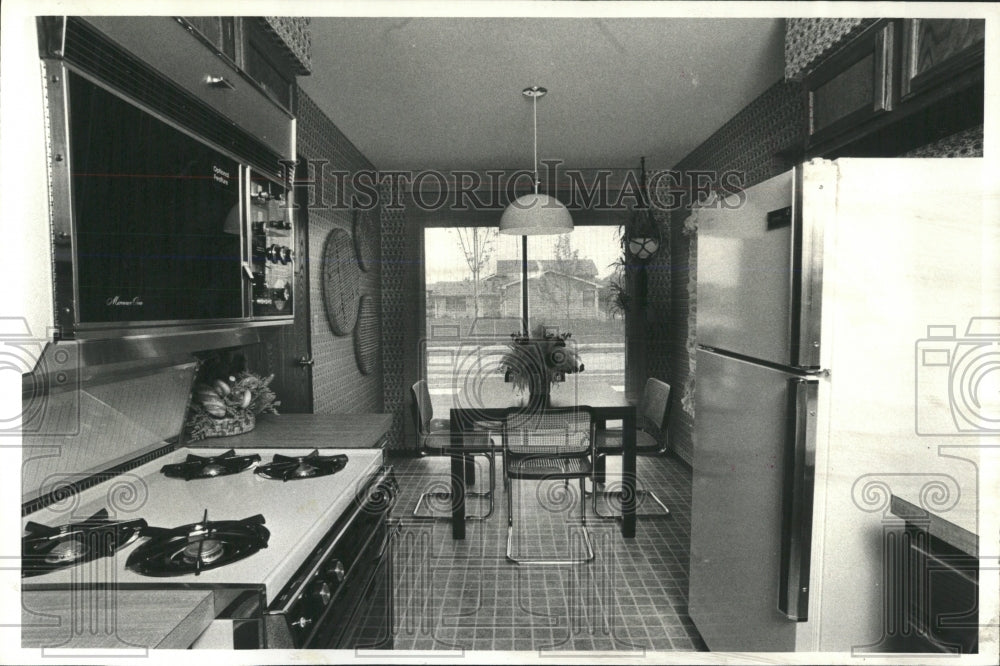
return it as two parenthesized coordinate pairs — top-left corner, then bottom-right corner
(498, 324), (585, 397)
(186, 370), (280, 442)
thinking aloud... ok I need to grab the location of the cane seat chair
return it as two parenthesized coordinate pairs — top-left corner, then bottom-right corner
(410, 380), (496, 520)
(502, 405), (595, 564)
(591, 378), (672, 518)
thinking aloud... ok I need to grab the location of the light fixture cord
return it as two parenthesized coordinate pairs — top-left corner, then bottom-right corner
(532, 90), (539, 195)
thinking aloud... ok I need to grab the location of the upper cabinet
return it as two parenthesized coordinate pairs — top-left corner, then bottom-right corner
(899, 19), (985, 101)
(799, 18), (984, 157)
(180, 17), (312, 114)
(804, 21), (895, 148)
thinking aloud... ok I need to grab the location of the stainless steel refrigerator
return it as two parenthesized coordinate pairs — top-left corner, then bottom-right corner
(689, 158), (993, 652)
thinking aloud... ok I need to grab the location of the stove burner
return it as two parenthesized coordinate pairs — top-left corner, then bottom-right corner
(22, 508), (147, 578)
(182, 538), (224, 565)
(125, 510), (269, 577)
(160, 449), (261, 480)
(255, 450), (348, 482)
(45, 540), (84, 564)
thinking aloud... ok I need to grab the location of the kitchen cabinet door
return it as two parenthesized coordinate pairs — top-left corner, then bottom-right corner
(899, 19), (985, 101)
(805, 20), (895, 149)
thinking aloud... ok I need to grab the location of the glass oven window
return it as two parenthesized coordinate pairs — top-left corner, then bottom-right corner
(68, 72), (243, 323)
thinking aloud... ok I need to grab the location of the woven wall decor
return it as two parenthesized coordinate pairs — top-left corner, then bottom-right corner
(321, 227), (361, 335)
(354, 295), (378, 375)
(353, 207), (377, 272)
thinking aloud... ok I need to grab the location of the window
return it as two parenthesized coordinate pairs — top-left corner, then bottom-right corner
(423, 226), (625, 406)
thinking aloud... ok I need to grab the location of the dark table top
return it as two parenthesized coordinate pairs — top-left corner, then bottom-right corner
(451, 376), (633, 414)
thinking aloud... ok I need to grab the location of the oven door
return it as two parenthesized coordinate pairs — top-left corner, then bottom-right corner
(316, 517), (396, 650)
(330, 516), (398, 650)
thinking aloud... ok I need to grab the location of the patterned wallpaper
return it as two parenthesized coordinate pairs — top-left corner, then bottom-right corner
(904, 124), (983, 157)
(296, 91), (385, 417)
(262, 17), (312, 74)
(784, 18), (878, 80)
(378, 184), (409, 450)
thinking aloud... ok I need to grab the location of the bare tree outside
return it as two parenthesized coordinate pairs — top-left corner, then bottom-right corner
(451, 227), (498, 320)
(537, 233), (582, 319)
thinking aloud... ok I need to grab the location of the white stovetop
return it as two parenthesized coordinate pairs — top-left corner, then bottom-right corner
(21, 447), (383, 604)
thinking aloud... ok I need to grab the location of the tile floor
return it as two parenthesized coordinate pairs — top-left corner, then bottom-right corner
(385, 450), (708, 654)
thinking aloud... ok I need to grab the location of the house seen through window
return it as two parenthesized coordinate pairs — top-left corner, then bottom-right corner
(422, 226), (625, 408)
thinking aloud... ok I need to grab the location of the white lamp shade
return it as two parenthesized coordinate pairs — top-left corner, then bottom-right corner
(499, 193), (574, 235)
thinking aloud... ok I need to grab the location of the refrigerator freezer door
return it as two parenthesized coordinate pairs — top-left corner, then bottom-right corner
(690, 348), (814, 651)
(695, 163), (831, 368)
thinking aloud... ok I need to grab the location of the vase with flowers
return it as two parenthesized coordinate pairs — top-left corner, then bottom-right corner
(498, 324), (585, 405)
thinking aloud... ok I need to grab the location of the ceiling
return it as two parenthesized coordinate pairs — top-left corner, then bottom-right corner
(298, 17), (786, 172)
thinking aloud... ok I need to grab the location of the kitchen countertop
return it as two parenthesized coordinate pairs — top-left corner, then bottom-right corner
(22, 589), (215, 650)
(187, 412), (392, 450)
(890, 493), (978, 558)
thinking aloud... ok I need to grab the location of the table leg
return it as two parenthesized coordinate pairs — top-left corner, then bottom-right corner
(464, 456), (476, 486)
(593, 453), (607, 485)
(621, 409), (636, 538)
(450, 452), (466, 539)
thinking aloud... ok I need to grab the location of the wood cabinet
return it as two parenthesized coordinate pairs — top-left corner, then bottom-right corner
(181, 17), (299, 113)
(804, 18), (984, 157)
(886, 495), (979, 654)
(900, 19), (985, 101)
(805, 21), (894, 147)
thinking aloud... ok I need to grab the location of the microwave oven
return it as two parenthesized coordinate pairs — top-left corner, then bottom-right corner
(39, 17), (297, 338)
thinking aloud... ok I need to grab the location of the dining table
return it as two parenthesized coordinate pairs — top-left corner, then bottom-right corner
(447, 376), (637, 540)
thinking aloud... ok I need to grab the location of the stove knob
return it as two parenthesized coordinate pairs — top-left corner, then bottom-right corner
(291, 616), (312, 630)
(311, 580), (332, 607)
(327, 559), (346, 582)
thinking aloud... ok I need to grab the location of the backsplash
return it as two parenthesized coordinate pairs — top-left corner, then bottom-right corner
(21, 360), (197, 508)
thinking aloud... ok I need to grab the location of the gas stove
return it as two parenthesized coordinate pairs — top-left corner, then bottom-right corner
(21, 446), (383, 601)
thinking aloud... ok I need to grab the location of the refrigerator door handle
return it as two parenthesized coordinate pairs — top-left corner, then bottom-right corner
(789, 166), (825, 369)
(778, 377), (818, 621)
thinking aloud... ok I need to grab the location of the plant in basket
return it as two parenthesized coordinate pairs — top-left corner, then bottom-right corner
(185, 353), (280, 442)
(498, 324), (584, 400)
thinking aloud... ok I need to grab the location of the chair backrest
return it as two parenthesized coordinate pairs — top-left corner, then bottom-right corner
(638, 378), (671, 433)
(502, 406), (594, 458)
(410, 380), (434, 436)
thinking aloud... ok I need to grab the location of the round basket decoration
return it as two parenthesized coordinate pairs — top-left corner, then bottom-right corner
(352, 207), (377, 272)
(354, 295), (378, 375)
(190, 411), (256, 442)
(321, 227), (361, 336)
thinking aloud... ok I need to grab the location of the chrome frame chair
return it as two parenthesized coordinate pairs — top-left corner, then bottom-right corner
(591, 378), (672, 519)
(503, 405), (595, 565)
(410, 380), (496, 521)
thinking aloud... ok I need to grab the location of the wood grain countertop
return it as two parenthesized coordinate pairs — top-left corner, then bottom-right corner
(22, 589), (216, 650)
(890, 493), (979, 558)
(187, 412), (393, 450)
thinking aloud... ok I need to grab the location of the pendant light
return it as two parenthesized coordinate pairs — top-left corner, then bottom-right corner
(499, 86), (574, 236)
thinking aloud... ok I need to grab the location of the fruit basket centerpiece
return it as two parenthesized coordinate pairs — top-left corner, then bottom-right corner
(498, 324), (584, 405)
(185, 355), (280, 442)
